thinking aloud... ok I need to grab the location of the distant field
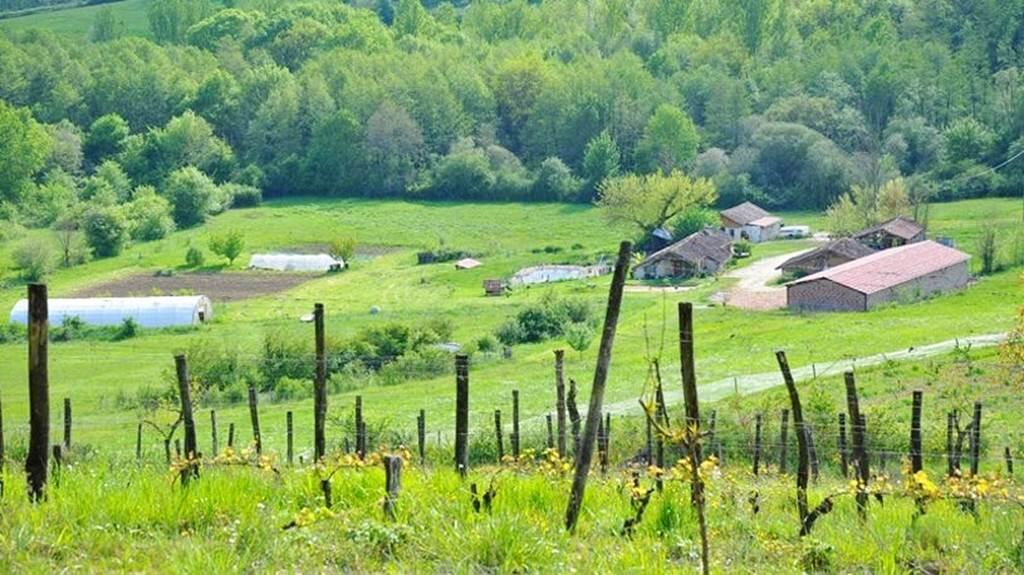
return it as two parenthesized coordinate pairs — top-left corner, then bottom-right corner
(0, 197), (1019, 455)
(0, 0), (150, 39)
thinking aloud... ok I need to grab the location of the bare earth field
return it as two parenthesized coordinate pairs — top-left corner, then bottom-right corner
(69, 271), (319, 302)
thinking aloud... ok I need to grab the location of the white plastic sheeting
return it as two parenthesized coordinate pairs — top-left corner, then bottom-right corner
(9, 296), (213, 328)
(248, 253), (343, 272)
(509, 264), (610, 286)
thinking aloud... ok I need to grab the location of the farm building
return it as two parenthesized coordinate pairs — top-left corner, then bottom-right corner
(633, 228), (733, 280)
(720, 202), (782, 243)
(455, 258), (482, 270)
(249, 253), (343, 272)
(9, 296), (213, 328)
(777, 238), (876, 276)
(786, 241), (970, 312)
(852, 216), (925, 249)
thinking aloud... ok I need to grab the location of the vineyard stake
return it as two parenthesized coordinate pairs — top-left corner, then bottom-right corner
(969, 401), (982, 476)
(806, 425), (819, 483)
(63, 397), (71, 450)
(779, 409), (789, 474)
(383, 455), (402, 521)
(752, 413), (763, 476)
(355, 395), (365, 459)
(679, 302), (709, 575)
(417, 410), (426, 465)
(707, 409), (718, 462)
(248, 386), (262, 455)
(555, 349), (567, 457)
(210, 409), (218, 456)
(286, 411), (294, 466)
(567, 378), (581, 455)
(136, 423), (142, 461)
(454, 355), (470, 477)
(313, 303), (327, 462)
(228, 422), (235, 448)
(174, 354), (199, 484)
(776, 351), (809, 535)
(844, 371), (869, 519)
(564, 241), (631, 533)
(1005, 447), (1014, 476)
(910, 390), (923, 473)
(838, 413), (848, 478)
(511, 389), (520, 458)
(494, 409), (504, 461)
(946, 411), (955, 477)
(597, 415), (607, 474)
(26, 283), (49, 503)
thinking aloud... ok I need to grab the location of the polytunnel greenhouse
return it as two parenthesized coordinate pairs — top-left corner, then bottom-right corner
(248, 253), (344, 272)
(9, 296), (213, 328)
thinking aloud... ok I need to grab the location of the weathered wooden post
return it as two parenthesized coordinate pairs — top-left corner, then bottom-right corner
(946, 411), (955, 477)
(777, 351), (809, 534)
(707, 409), (718, 462)
(753, 413), (763, 476)
(564, 241), (631, 533)
(174, 354), (199, 484)
(844, 371), (869, 518)
(567, 378), (581, 455)
(26, 283), (49, 503)
(910, 390), (923, 473)
(136, 422), (143, 462)
(493, 410), (504, 461)
(228, 422), (235, 448)
(286, 411), (294, 466)
(314, 303), (327, 462)
(645, 415), (653, 466)
(597, 416), (607, 474)
(63, 397), (71, 450)
(680, 302), (709, 574)
(210, 409), (218, 456)
(604, 412), (611, 471)
(555, 349), (567, 457)
(1006, 447), (1014, 476)
(248, 386), (262, 455)
(383, 454), (402, 521)
(417, 409), (426, 465)
(354, 395), (365, 459)
(969, 401), (982, 476)
(779, 409), (789, 474)
(454, 354), (470, 476)
(806, 426), (820, 483)
(511, 390), (521, 458)
(838, 413), (849, 478)
(546, 414), (554, 450)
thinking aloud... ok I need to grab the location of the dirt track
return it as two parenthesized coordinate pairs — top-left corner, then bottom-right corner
(717, 248), (815, 310)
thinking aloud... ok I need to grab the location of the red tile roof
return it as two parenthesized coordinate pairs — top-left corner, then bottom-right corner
(787, 240), (970, 295)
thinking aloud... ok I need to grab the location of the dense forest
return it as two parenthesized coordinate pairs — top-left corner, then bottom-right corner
(2, 0), (1024, 244)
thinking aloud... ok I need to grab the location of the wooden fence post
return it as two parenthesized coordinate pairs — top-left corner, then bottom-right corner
(910, 390), (923, 473)
(454, 354), (470, 476)
(753, 413), (763, 476)
(806, 426), (820, 483)
(645, 415), (653, 466)
(355, 395), (365, 459)
(844, 371), (869, 519)
(248, 386), (262, 455)
(228, 422), (235, 448)
(707, 409), (718, 462)
(383, 455), (402, 521)
(564, 241), (631, 533)
(969, 401), (982, 476)
(779, 409), (789, 474)
(63, 398), (71, 450)
(136, 422), (142, 462)
(776, 351), (809, 535)
(210, 409), (218, 456)
(946, 412), (955, 477)
(174, 354), (199, 485)
(511, 390), (520, 458)
(26, 283), (49, 503)
(314, 303), (327, 462)
(417, 409), (426, 465)
(567, 378), (581, 455)
(679, 302), (709, 575)
(286, 411), (294, 466)
(555, 349), (567, 458)
(838, 413), (849, 478)
(1005, 447), (1014, 476)
(493, 409), (504, 461)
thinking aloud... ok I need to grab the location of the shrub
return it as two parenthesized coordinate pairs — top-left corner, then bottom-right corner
(476, 334), (498, 354)
(113, 317), (139, 341)
(185, 246), (206, 268)
(978, 227), (998, 274)
(164, 166), (217, 228)
(51, 316), (86, 342)
(0, 323), (26, 344)
(209, 229), (245, 265)
(13, 236), (57, 281)
(496, 295), (594, 345)
(329, 237), (357, 262)
(259, 332), (314, 390)
(564, 322), (594, 356)
(82, 206), (129, 258)
(222, 182), (262, 208)
(274, 377), (313, 401)
(126, 185), (175, 241)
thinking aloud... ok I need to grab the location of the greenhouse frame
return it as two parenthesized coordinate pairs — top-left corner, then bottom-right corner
(248, 253), (344, 272)
(9, 296), (213, 328)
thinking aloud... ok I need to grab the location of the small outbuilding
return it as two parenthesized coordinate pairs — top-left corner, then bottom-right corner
(455, 258), (482, 270)
(633, 228), (733, 280)
(9, 296), (213, 328)
(720, 202), (782, 243)
(777, 238), (876, 277)
(786, 241), (970, 312)
(852, 216), (925, 250)
(249, 253), (343, 272)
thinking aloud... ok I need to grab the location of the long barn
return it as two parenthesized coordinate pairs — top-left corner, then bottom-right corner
(786, 241), (970, 312)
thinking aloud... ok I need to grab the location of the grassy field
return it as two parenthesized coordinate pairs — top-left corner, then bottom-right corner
(0, 0), (150, 39)
(0, 198), (1020, 457)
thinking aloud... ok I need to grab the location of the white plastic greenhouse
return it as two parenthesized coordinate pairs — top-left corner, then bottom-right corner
(8, 296), (213, 328)
(248, 253), (344, 272)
